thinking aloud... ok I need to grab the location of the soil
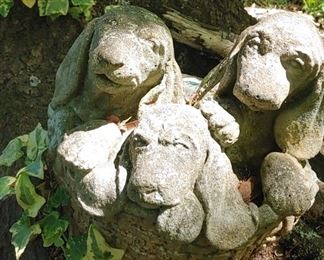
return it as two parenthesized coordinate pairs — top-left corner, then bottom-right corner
(0, 2), (323, 260)
(0, 3), (81, 259)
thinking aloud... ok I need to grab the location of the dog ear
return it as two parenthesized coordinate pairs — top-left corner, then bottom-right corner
(195, 137), (259, 250)
(166, 60), (185, 104)
(50, 19), (98, 108)
(274, 67), (324, 160)
(156, 191), (204, 243)
(194, 30), (249, 103)
(190, 29), (252, 106)
(139, 59), (185, 107)
(216, 31), (250, 96)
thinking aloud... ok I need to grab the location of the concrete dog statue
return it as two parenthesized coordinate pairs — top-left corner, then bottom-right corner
(48, 5), (184, 152)
(55, 104), (318, 251)
(193, 12), (323, 174)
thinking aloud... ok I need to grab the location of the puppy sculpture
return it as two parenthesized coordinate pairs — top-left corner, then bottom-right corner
(48, 5), (184, 151)
(55, 104), (318, 253)
(192, 12), (323, 178)
(126, 104), (259, 249)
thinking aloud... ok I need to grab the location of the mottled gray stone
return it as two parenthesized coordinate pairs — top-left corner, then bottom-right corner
(261, 152), (319, 216)
(199, 99), (240, 147)
(126, 105), (213, 243)
(128, 104), (260, 247)
(55, 123), (128, 217)
(182, 74), (240, 147)
(50, 9), (322, 258)
(127, 105), (209, 209)
(193, 11), (323, 249)
(53, 103), (320, 256)
(196, 11), (323, 162)
(195, 139), (259, 250)
(48, 5), (184, 152)
(57, 124), (123, 172)
(157, 192), (204, 243)
(231, 13), (323, 113)
(274, 72), (324, 160)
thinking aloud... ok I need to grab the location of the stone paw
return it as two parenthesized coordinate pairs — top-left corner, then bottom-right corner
(261, 152), (319, 217)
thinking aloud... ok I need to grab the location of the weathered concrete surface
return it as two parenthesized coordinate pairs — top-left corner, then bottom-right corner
(48, 5), (185, 153)
(55, 104), (318, 258)
(192, 11), (323, 257)
(195, 11), (324, 173)
(50, 9), (322, 259)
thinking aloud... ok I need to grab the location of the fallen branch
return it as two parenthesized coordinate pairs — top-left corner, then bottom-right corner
(163, 9), (236, 58)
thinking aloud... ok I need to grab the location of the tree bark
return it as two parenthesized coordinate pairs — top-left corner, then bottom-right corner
(112, 0), (257, 57)
(128, 0), (256, 33)
(163, 9), (235, 57)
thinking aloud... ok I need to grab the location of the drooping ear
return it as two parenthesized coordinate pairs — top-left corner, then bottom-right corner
(190, 30), (249, 105)
(274, 67), (324, 160)
(156, 191), (204, 243)
(162, 59), (185, 104)
(217, 30), (250, 96)
(195, 137), (259, 250)
(138, 59), (185, 109)
(50, 18), (98, 108)
(158, 26), (184, 103)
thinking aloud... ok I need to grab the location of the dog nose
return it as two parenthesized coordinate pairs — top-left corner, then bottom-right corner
(96, 50), (125, 70)
(142, 190), (164, 204)
(127, 182), (161, 209)
(109, 61), (125, 70)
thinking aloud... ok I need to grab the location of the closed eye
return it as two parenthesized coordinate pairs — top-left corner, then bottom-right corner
(174, 141), (190, 149)
(132, 134), (150, 148)
(281, 50), (311, 71)
(285, 57), (306, 71)
(247, 38), (260, 49)
(97, 73), (110, 81)
(290, 58), (305, 69)
(147, 39), (164, 56)
(158, 137), (191, 150)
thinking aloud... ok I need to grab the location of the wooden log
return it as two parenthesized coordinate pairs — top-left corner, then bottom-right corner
(163, 9), (235, 57)
(124, 0), (257, 57)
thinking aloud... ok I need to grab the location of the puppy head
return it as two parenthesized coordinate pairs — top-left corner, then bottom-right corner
(51, 6), (177, 107)
(127, 104), (210, 209)
(226, 12), (323, 111)
(88, 6), (174, 94)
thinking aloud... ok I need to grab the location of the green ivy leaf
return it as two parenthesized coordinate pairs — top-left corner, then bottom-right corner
(9, 214), (41, 260)
(69, 0), (95, 21)
(43, 186), (70, 213)
(80, 4), (93, 21)
(15, 173), (46, 217)
(104, 5), (121, 13)
(83, 224), (124, 260)
(21, 0), (36, 8)
(26, 123), (48, 162)
(17, 154), (44, 179)
(0, 134), (28, 167)
(64, 235), (87, 260)
(68, 4), (92, 21)
(71, 0), (95, 6)
(0, 0), (14, 17)
(68, 6), (82, 20)
(40, 211), (69, 247)
(0, 176), (16, 200)
(38, 0), (69, 16)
